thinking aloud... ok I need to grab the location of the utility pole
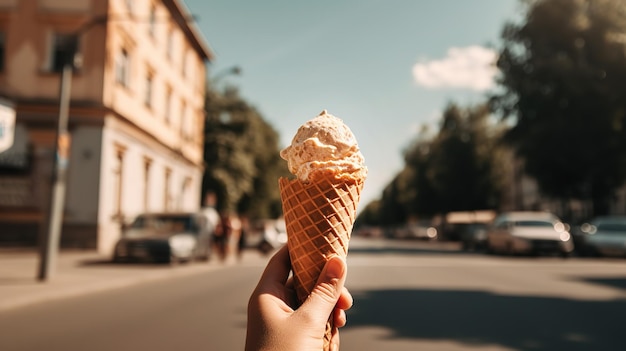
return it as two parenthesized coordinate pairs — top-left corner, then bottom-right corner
(37, 47), (76, 281)
(37, 15), (104, 282)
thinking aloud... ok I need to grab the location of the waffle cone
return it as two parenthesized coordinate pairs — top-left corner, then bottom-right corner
(279, 175), (364, 350)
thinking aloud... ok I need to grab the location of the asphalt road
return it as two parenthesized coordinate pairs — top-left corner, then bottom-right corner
(1, 238), (625, 351)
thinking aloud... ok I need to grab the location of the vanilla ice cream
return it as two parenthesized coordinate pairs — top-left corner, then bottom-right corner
(280, 110), (368, 182)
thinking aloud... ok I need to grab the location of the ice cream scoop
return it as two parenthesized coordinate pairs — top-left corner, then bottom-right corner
(280, 110), (367, 182)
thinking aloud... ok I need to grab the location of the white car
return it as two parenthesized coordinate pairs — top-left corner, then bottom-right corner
(579, 216), (626, 257)
(486, 211), (574, 257)
(113, 212), (213, 264)
(247, 219), (288, 254)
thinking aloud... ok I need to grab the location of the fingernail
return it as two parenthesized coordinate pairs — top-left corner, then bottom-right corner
(325, 257), (344, 279)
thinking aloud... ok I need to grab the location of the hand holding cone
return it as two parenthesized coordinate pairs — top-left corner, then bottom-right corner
(279, 110), (367, 350)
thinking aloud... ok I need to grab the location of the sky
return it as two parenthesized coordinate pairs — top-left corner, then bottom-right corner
(182, 0), (524, 208)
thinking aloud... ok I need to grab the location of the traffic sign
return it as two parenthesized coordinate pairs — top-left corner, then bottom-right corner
(0, 98), (16, 154)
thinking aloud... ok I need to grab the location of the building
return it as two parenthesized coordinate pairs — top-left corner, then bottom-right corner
(0, 0), (213, 254)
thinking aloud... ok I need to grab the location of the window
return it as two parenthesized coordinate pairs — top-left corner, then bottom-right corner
(144, 71), (153, 108)
(0, 31), (5, 72)
(148, 5), (156, 38)
(180, 99), (187, 137)
(164, 167), (172, 211)
(166, 27), (174, 60)
(181, 50), (187, 77)
(164, 86), (172, 123)
(115, 48), (130, 87)
(50, 33), (78, 73)
(143, 157), (152, 211)
(113, 147), (126, 219)
(179, 177), (191, 210)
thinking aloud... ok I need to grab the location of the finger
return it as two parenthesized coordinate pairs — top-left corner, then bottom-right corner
(329, 326), (340, 351)
(297, 256), (346, 325)
(336, 286), (353, 311)
(333, 308), (347, 328)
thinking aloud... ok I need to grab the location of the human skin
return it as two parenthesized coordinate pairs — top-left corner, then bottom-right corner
(245, 246), (353, 351)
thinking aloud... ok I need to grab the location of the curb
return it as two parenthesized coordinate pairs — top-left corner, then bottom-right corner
(0, 252), (268, 313)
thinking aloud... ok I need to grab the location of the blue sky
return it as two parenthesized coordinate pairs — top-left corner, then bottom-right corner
(183, 0), (524, 207)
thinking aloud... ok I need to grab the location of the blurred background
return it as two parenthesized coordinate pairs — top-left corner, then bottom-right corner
(1, 0), (625, 350)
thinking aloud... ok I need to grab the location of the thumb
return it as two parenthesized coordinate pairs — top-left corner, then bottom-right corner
(298, 256), (346, 324)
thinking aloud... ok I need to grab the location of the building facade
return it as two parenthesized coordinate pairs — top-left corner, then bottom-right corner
(0, 0), (212, 254)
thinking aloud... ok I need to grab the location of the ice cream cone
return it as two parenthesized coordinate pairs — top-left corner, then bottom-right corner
(279, 175), (364, 350)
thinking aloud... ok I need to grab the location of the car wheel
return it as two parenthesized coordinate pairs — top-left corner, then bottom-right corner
(156, 255), (173, 265)
(506, 242), (515, 256)
(202, 244), (212, 262)
(485, 242), (496, 255)
(199, 249), (211, 262)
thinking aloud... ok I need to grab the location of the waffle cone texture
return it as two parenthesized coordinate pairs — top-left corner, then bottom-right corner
(279, 175), (364, 350)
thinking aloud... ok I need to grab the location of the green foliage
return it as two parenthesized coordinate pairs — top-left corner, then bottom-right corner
(417, 103), (504, 214)
(491, 0), (626, 214)
(202, 87), (289, 219)
(354, 199), (382, 228)
(359, 102), (506, 226)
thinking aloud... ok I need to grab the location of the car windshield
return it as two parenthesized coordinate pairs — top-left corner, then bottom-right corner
(131, 215), (198, 232)
(595, 221), (626, 233)
(514, 220), (554, 228)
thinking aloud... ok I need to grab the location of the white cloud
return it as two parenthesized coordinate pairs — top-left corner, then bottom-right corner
(412, 46), (498, 91)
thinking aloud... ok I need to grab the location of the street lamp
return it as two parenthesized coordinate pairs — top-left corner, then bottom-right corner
(209, 65), (242, 92)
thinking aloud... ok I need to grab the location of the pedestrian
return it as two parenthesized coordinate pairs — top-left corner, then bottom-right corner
(229, 213), (242, 260)
(236, 216), (249, 261)
(214, 211), (232, 262)
(200, 193), (220, 235)
(245, 245), (353, 351)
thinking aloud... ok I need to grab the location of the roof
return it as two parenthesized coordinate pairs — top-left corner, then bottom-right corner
(446, 210), (496, 224)
(134, 211), (200, 217)
(162, 0), (214, 61)
(498, 211), (559, 222)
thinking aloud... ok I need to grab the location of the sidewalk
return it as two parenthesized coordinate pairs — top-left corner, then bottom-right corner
(0, 248), (269, 312)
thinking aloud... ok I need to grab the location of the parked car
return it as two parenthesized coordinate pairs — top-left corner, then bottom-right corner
(441, 210), (496, 242)
(577, 216), (626, 257)
(113, 212), (213, 264)
(485, 211), (574, 257)
(246, 218), (288, 254)
(460, 222), (490, 252)
(406, 221), (438, 240)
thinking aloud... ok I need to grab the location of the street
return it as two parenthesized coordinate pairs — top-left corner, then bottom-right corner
(1, 237), (625, 351)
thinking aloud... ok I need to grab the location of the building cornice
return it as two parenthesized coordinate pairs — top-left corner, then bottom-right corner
(161, 0), (214, 62)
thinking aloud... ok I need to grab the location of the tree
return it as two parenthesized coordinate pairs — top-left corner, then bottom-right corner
(363, 102), (505, 227)
(354, 199), (382, 228)
(203, 86), (289, 219)
(402, 125), (438, 216)
(491, 0), (626, 215)
(421, 103), (503, 214)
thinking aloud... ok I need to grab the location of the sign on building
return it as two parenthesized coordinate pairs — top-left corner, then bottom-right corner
(0, 98), (16, 154)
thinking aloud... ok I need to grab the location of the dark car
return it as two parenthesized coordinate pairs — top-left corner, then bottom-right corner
(576, 216), (626, 257)
(460, 223), (490, 251)
(113, 212), (213, 264)
(441, 211), (496, 242)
